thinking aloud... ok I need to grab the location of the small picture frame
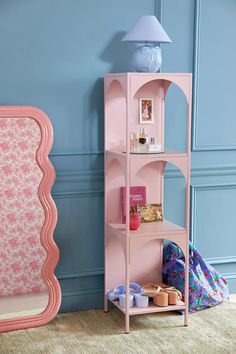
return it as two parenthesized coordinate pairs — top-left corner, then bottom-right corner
(139, 98), (154, 124)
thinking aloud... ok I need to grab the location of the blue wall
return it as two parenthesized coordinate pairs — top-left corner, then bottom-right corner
(0, 0), (235, 312)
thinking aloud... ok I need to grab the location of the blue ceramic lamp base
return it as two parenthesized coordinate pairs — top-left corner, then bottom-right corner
(132, 44), (162, 73)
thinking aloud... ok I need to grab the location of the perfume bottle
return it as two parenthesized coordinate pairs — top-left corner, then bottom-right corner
(148, 137), (163, 153)
(130, 132), (135, 153)
(139, 128), (148, 145)
(133, 133), (139, 153)
(130, 132), (139, 153)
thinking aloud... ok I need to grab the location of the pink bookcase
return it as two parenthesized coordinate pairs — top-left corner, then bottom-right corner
(104, 73), (192, 333)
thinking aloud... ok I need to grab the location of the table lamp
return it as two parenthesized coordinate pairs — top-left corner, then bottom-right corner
(122, 15), (172, 72)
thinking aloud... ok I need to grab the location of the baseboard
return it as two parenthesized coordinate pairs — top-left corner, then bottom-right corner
(59, 288), (104, 313)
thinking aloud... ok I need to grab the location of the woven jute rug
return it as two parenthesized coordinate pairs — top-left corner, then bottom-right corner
(0, 296), (236, 354)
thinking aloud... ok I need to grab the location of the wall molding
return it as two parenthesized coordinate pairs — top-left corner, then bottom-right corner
(165, 164), (236, 179)
(155, 0), (163, 22)
(50, 148), (104, 157)
(56, 170), (104, 183)
(62, 287), (103, 298)
(191, 182), (236, 261)
(206, 256), (236, 265)
(53, 170), (104, 198)
(191, 0), (201, 151)
(52, 190), (104, 199)
(192, 0), (236, 151)
(60, 287), (104, 312)
(191, 182), (236, 244)
(57, 267), (104, 280)
(221, 273), (236, 281)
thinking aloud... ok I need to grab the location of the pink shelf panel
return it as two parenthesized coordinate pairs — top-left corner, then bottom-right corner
(111, 299), (186, 316)
(106, 149), (188, 159)
(105, 72), (191, 76)
(107, 219), (186, 238)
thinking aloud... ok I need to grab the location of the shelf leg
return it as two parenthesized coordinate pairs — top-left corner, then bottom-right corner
(184, 308), (188, 326)
(104, 294), (109, 313)
(125, 313), (130, 334)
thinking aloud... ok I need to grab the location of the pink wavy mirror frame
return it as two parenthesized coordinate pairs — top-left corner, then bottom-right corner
(0, 106), (61, 333)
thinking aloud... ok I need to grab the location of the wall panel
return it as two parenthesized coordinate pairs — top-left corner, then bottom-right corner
(191, 183), (236, 291)
(192, 0), (236, 151)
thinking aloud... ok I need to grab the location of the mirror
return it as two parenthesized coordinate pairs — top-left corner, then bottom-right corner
(0, 106), (61, 332)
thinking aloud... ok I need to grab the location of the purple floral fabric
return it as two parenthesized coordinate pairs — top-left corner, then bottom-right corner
(162, 242), (229, 312)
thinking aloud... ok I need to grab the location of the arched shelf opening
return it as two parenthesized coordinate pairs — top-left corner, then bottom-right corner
(132, 238), (187, 260)
(129, 238), (187, 286)
(105, 157), (188, 227)
(133, 159), (187, 183)
(105, 157), (126, 224)
(105, 80), (126, 151)
(106, 156), (126, 179)
(131, 77), (190, 103)
(130, 79), (189, 154)
(130, 238), (163, 285)
(106, 231), (126, 289)
(165, 83), (188, 152)
(131, 160), (187, 228)
(164, 164), (187, 230)
(106, 78), (126, 95)
(106, 235), (187, 289)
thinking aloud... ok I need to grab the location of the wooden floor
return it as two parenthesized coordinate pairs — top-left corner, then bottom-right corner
(0, 296), (235, 354)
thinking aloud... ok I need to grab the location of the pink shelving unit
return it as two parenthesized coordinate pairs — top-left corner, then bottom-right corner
(104, 73), (192, 333)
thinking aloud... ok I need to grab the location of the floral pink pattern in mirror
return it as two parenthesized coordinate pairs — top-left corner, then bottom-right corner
(0, 117), (47, 296)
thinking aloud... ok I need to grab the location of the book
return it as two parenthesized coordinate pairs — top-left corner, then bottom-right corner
(120, 186), (146, 223)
